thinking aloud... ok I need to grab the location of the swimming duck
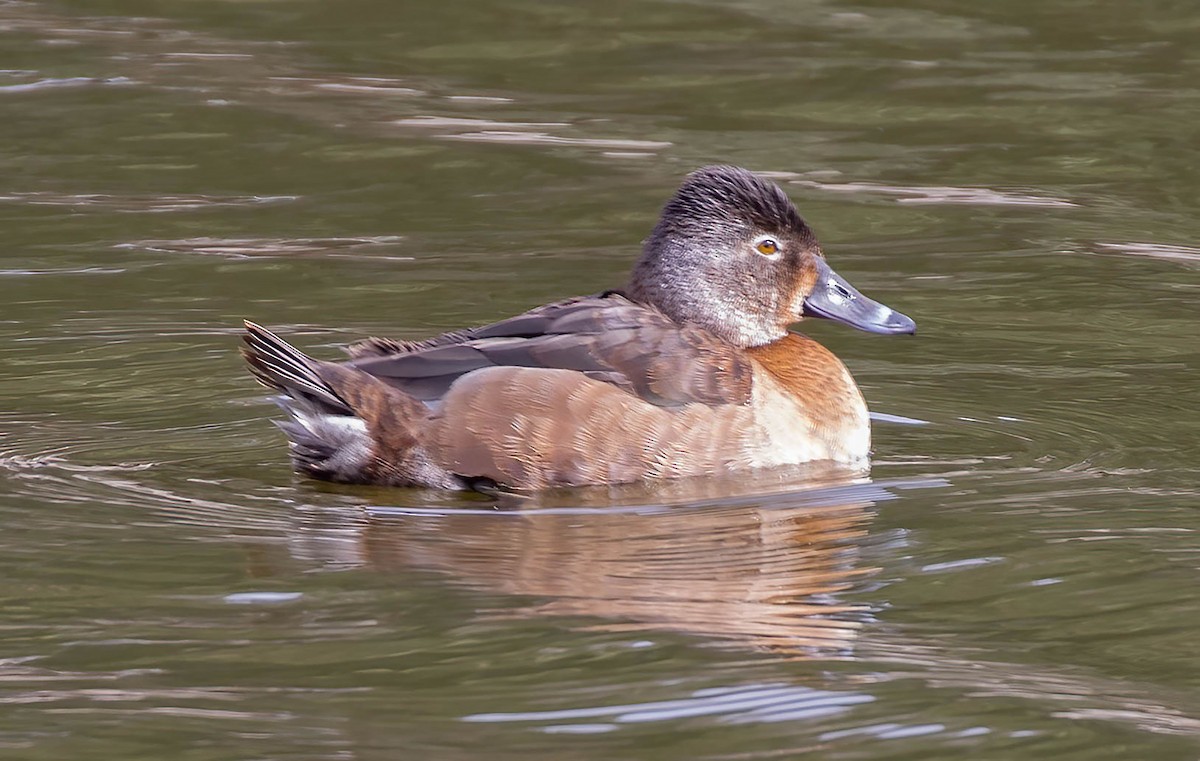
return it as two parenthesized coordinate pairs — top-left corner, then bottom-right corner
(242, 165), (915, 490)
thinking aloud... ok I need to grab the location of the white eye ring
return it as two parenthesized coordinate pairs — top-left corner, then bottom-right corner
(753, 235), (783, 261)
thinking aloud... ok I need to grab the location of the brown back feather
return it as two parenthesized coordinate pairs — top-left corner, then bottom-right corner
(341, 293), (753, 409)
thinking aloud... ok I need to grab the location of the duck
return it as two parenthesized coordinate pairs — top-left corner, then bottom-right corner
(241, 165), (915, 490)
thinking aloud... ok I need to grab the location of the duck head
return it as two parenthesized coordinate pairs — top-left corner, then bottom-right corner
(626, 165), (916, 347)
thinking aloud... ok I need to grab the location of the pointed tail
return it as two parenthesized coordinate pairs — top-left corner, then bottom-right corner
(242, 321), (374, 481)
(240, 322), (460, 489)
(241, 321), (349, 415)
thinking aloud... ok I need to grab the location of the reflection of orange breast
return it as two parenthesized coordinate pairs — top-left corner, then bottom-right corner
(746, 333), (870, 462)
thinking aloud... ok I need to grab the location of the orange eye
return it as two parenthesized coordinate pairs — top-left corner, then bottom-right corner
(755, 238), (779, 256)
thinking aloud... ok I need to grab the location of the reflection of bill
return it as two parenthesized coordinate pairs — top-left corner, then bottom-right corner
(297, 465), (906, 658)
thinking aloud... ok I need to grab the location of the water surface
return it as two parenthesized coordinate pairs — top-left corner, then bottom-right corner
(3, 0), (1199, 758)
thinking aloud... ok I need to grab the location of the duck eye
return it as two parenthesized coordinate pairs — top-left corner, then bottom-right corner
(755, 238), (779, 256)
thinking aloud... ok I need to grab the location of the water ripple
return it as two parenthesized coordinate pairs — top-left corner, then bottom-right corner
(1094, 242), (1200, 265)
(788, 178), (1078, 208)
(464, 683), (874, 726)
(0, 192), (297, 212)
(116, 236), (410, 260)
(0, 75), (133, 93)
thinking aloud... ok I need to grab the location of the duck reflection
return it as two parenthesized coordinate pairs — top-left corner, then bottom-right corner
(296, 466), (886, 657)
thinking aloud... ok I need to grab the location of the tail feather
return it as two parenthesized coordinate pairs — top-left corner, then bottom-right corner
(242, 321), (349, 415)
(241, 320), (463, 489)
(242, 321), (370, 481)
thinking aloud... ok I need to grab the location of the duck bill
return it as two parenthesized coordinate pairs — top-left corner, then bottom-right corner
(802, 259), (916, 335)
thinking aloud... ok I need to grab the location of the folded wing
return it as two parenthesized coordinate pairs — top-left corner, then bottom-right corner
(342, 293), (754, 409)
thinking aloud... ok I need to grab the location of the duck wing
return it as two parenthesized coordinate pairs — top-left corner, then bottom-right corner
(342, 292), (754, 409)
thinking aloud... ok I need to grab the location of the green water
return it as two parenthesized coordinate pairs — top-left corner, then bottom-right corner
(2, 0), (1198, 758)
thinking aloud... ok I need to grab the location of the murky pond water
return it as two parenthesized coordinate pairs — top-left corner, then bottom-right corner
(3, 0), (1199, 758)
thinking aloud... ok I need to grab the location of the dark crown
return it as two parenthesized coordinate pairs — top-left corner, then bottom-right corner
(663, 165), (809, 236)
